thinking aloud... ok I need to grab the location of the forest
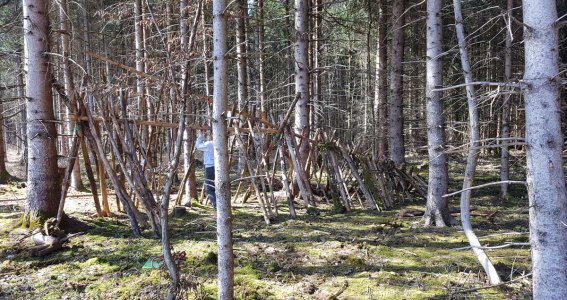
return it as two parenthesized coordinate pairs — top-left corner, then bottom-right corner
(0, 0), (566, 299)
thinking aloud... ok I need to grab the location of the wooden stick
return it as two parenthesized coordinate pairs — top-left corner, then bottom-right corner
(443, 181), (526, 198)
(285, 126), (314, 207)
(339, 143), (378, 210)
(56, 130), (81, 227)
(93, 122), (110, 216)
(81, 136), (104, 217)
(450, 273), (532, 295)
(277, 145), (296, 217)
(233, 123), (272, 224)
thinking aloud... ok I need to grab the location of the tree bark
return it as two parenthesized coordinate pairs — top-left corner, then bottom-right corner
(16, 54), (27, 169)
(58, 0), (84, 191)
(294, 0), (310, 168)
(21, 0), (61, 227)
(523, 0), (567, 297)
(181, 0), (199, 205)
(134, 0), (147, 121)
(257, 0), (266, 116)
(213, 0), (234, 298)
(423, 0), (452, 227)
(389, 0), (406, 167)
(0, 86), (10, 183)
(453, 0), (501, 284)
(500, 0), (513, 200)
(374, 0), (388, 160)
(236, 0), (248, 174)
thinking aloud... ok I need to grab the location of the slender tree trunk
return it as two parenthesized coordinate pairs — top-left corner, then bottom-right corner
(0, 86), (9, 183)
(58, 0), (84, 191)
(236, 0), (248, 111)
(374, 0), (388, 160)
(423, 0), (452, 227)
(213, 0), (234, 298)
(257, 0), (266, 116)
(134, 0), (147, 121)
(201, 6), (212, 98)
(21, 0), (61, 227)
(159, 107), (186, 300)
(294, 0), (310, 167)
(312, 0), (322, 130)
(389, 0), (405, 167)
(181, 0), (199, 205)
(81, 0), (93, 109)
(17, 54), (28, 170)
(500, 0), (513, 200)
(523, 0), (567, 297)
(453, 0), (501, 284)
(236, 0), (248, 173)
(363, 1), (371, 142)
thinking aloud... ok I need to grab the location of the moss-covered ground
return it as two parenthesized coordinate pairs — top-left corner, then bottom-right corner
(0, 157), (532, 299)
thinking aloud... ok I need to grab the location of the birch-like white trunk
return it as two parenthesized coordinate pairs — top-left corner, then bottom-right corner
(212, 0), (234, 298)
(423, 0), (452, 227)
(389, 0), (405, 167)
(22, 0), (61, 225)
(453, 0), (501, 284)
(134, 0), (146, 120)
(294, 0), (310, 167)
(257, 0), (266, 116)
(374, 0), (387, 160)
(523, 0), (567, 297)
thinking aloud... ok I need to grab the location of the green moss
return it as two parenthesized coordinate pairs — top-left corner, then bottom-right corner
(203, 251), (218, 265)
(306, 206), (321, 216)
(0, 174), (531, 300)
(266, 261), (281, 273)
(19, 210), (55, 229)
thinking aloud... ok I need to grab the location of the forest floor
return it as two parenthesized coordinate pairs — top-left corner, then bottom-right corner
(0, 147), (532, 299)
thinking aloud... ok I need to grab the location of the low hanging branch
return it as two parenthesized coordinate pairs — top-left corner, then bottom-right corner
(443, 181), (526, 198)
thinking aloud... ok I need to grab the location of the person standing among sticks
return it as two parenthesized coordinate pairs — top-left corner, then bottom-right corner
(196, 129), (216, 217)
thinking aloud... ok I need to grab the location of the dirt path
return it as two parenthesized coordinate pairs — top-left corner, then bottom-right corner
(0, 146), (118, 215)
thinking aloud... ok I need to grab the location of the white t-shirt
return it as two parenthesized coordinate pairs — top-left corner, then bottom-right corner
(196, 133), (214, 168)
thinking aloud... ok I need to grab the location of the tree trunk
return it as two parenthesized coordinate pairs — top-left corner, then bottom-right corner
(294, 0), (310, 168)
(389, 0), (406, 167)
(453, 0), (501, 285)
(374, 0), (387, 160)
(423, 0), (452, 227)
(523, 0), (567, 297)
(257, 0), (266, 116)
(500, 0), (513, 200)
(21, 0), (61, 227)
(213, 0), (234, 298)
(312, 0), (322, 130)
(134, 0), (147, 121)
(17, 55), (27, 169)
(58, 0), (84, 191)
(0, 86), (10, 183)
(236, 0), (248, 174)
(181, 0), (198, 205)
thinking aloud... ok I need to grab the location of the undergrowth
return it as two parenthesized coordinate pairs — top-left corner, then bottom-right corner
(0, 167), (532, 299)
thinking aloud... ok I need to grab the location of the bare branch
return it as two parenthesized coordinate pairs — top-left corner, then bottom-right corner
(433, 81), (523, 92)
(443, 181), (526, 198)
